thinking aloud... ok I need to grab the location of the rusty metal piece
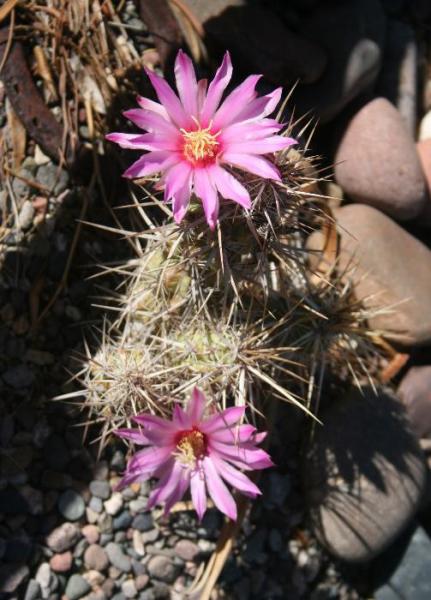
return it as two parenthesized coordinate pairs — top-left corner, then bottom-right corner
(0, 28), (71, 164)
(139, 0), (183, 73)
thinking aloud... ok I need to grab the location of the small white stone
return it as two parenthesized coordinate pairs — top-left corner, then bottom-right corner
(419, 110), (431, 141)
(122, 579), (137, 598)
(104, 492), (123, 516)
(133, 529), (145, 557)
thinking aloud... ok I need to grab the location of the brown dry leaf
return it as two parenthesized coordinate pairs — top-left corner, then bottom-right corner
(33, 45), (58, 102)
(6, 100), (26, 170)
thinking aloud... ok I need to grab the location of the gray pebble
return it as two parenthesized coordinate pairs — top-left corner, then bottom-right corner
(65, 574), (91, 600)
(90, 480), (111, 500)
(105, 542), (132, 572)
(113, 510), (133, 531)
(58, 490), (85, 521)
(17, 200), (35, 231)
(36, 164), (68, 196)
(24, 579), (41, 600)
(147, 555), (179, 584)
(122, 579), (137, 598)
(132, 513), (153, 532)
(89, 496), (103, 513)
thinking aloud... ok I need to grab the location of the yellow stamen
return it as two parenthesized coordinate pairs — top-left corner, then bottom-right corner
(175, 429), (206, 466)
(180, 122), (220, 164)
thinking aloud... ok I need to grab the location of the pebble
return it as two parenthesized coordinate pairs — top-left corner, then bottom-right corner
(303, 387), (426, 562)
(49, 551), (73, 573)
(58, 489), (85, 521)
(36, 163), (68, 196)
(416, 139), (431, 225)
(377, 20), (417, 136)
(398, 366), (431, 439)
(375, 526), (431, 599)
(82, 524), (100, 544)
(147, 555), (179, 583)
(0, 563), (30, 593)
(129, 499), (147, 514)
(174, 540), (199, 561)
(132, 513), (153, 532)
(105, 542), (132, 572)
(335, 98), (427, 220)
(84, 544), (109, 571)
(336, 204), (431, 346)
(135, 574), (149, 591)
(65, 574), (91, 600)
(133, 530), (145, 557)
(89, 496), (103, 513)
(83, 569), (105, 587)
(419, 111), (431, 141)
(90, 480), (111, 500)
(35, 562), (51, 593)
(122, 579), (137, 598)
(24, 579), (41, 600)
(46, 522), (81, 552)
(2, 364), (35, 389)
(18, 200), (35, 231)
(113, 510), (133, 531)
(296, 0), (386, 122)
(104, 492), (123, 516)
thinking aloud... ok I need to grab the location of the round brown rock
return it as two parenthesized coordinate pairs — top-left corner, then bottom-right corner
(398, 366), (431, 439)
(336, 203), (431, 346)
(84, 544), (109, 572)
(335, 98), (427, 220)
(303, 387), (426, 563)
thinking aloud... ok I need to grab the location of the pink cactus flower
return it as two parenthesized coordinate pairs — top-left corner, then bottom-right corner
(106, 50), (296, 229)
(115, 388), (273, 521)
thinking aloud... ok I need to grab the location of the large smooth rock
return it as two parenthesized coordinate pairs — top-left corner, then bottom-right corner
(303, 388), (426, 563)
(336, 204), (431, 346)
(295, 0), (386, 122)
(398, 366), (431, 438)
(416, 139), (431, 226)
(335, 98), (427, 220)
(377, 21), (417, 137)
(182, 1), (326, 85)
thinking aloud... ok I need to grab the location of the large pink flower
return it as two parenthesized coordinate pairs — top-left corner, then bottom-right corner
(107, 50), (296, 229)
(115, 388), (273, 521)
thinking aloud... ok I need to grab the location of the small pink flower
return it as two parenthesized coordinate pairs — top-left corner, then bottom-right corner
(115, 388), (273, 521)
(106, 50), (296, 229)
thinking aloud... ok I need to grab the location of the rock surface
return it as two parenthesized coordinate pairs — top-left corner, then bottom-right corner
(303, 388), (426, 563)
(374, 526), (431, 599)
(336, 204), (431, 346)
(398, 366), (431, 438)
(335, 98), (427, 220)
(295, 0), (386, 122)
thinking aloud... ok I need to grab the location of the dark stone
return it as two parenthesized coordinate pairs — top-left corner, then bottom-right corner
(0, 563), (30, 593)
(0, 488), (30, 514)
(132, 513), (154, 532)
(303, 388), (426, 563)
(43, 434), (70, 470)
(5, 538), (33, 563)
(113, 510), (133, 531)
(89, 480), (111, 500)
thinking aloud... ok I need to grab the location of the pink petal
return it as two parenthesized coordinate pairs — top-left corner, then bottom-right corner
(163, 468), (190, 515)
(211, 455), (262, 498)
(220, 119), (283, 144)
(201, 406), (245, 434)
(123, 151), (179, 179)
(209, 165), (251, 209)
(197, 79), (208, 114)
(174, 49), (198, 117)
(209, 440), (274, 471)
(190, 469), (207, 521)
(200, 52), (233, 126)
(211, 424), (257, 444)
(137, 96), (170, 120)
(212, 74), (262, 130)
(123, 108), (179, 138)
(172, 181), (192, 224)
(128, 445), (173, 474)
(172, 404), (189, 428)
(224, 136), (296, 155)
(187, 388), (206, 424)
(147, 459), (184, 509)
(145, 67), (190, 129)
(106, 132), (179, 152)
(193, 168), (219, 230)
(115, 428), (151, 445)
(234, 88), (283, 124)
(222, 152), (281, 181)
(163, 162), (193, 202)
(133, 413), (176, 431)
(203, 456), (237, 520)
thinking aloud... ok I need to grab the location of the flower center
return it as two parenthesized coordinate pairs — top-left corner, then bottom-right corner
(175, 427), (207, 466)
(181, 122), (220, 166)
